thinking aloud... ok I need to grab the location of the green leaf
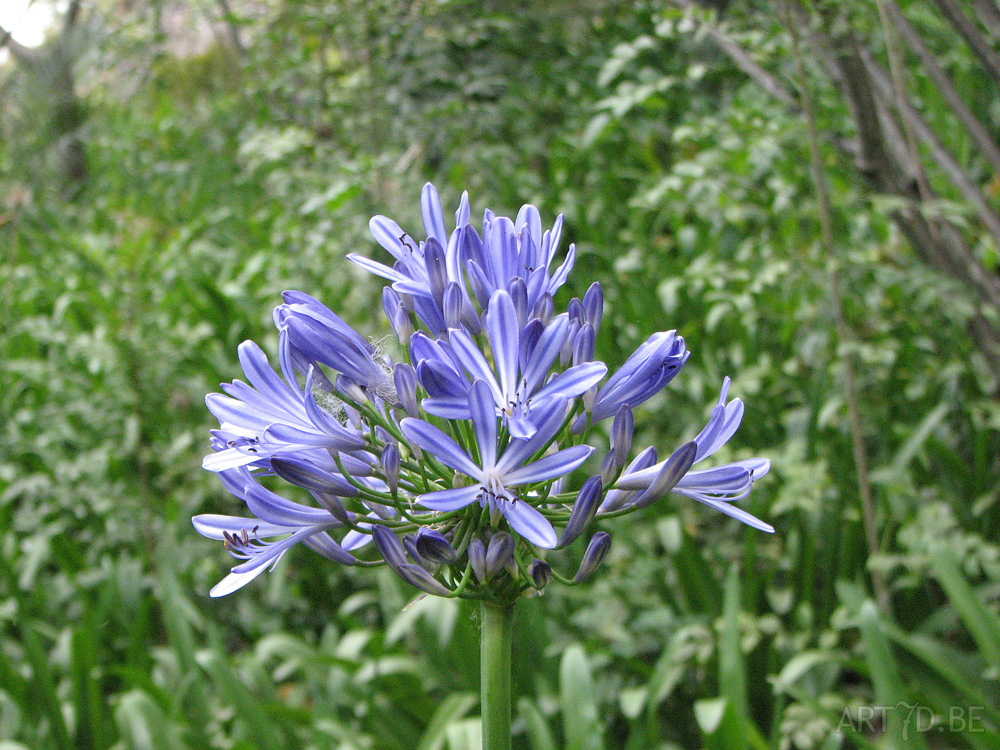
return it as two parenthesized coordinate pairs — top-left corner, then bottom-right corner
(927, 543), (1000, 671)
(559, 645), (602, 750)
(416, 693), (478, 750)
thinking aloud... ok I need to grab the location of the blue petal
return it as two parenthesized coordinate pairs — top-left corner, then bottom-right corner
(485, 290), (520, 401)
(348, 253), (412, 285)
(369, 215), (407, 260)
(519, 314), (568, 392)
(192, 514), (293, 540)
(469, 380), (498, 472)
(533, 361), (608, 401)
(449, 330), (503, 402)
(421, 183), (447, 248)
(503, 500), (557, 548)
(418, 485), (482, 511)
(400, 418), (482, 478)
(495, 397), (569, 472)
(503, 444), (593, 486)
(210, 564), (273, 597)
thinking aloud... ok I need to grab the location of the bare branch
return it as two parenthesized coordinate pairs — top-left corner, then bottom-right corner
(931, 0), (1000, 84)
(670, 0), (799, 107)
(0, 24), (44, 66)
(969, 0), (1000, 41)
(860, 46), (1000, 251)
(885, 1), (1000, 177)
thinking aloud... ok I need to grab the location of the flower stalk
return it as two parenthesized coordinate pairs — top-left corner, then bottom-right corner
(480, 600), (514, 750)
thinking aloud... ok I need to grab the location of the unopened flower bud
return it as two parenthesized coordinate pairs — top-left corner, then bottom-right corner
(527, 559), (552, 590)
(314, 492), (350, 524)
(469, 537), (488, 583)
(270, 456), (357, 496)
(559, 476), (603, 547)
(567, 297), (585, 325)
(573, 323), (595, 366)
(610, 405), (634, 467)
(561, 319), (580, 367)
(599, 451), (618, 487)
(415, 528), (457, 565)
(466, 260), (492, 311)
(382, 287), (401, 325)
(336, 375), (368, 404)
(392, 306), (413, 345)
(381, 443), (400, 495)
(633, 440), (697, 509)
(443, 282), (464, 330)
(574, 532), (611, 583)
(423, 237), (448, 305)
(396, 563), (453, 597)
(372, 525), (407, 571)
(583, 282), (603, 333)
(393, 363), (419, 418)
(403, 534), (437, 571)
(507, 278), (529, 329)
(485, 532), (514, 578)
(535, 293), (554, 324)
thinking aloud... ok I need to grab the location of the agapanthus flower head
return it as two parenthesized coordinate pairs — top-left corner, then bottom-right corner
(196, 184), (772, 601)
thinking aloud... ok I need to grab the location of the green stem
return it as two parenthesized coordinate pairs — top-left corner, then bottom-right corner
(480, 600), (514, 750)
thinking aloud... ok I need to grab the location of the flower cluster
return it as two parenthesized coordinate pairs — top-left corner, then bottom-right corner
(195, 185), (772, 600)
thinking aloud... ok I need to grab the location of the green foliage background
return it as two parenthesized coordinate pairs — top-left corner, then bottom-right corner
(1, 1), (999, 748)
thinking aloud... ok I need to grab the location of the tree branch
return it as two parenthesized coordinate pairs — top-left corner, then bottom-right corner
(931, 0), (1000, 84)
(0, 23), (44, 66)
(884, 0), (1000, 177)
(861, 46), (1000, 251)
(670, 0), (799, 108)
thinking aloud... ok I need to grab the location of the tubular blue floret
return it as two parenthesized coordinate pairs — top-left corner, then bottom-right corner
(610, 406), (634, 468)
(613, 379), (773, 531)
(574, 532), (611, 583)
(590, 331), (689, 423)
(415, 528), (457, 565)
(582, 282), (603, 333)
(528, 559), (553, 590)
(559, 476), (603, 548)
(469, 537), (488, 583)
(485, 532), (515, 578)
(381, 443), (400, 495)
(203, 342), (366, 472)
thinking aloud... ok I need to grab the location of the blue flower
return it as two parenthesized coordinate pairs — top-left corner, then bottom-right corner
(192, 467), (370, 597)
(400, 380), (592, 548)
(417, 289), (606, 438)
(348, 183), (576, 332)
(610, 378), (773, 532)
(590, 330), (689, 423)
(203, 341), (366, 472)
